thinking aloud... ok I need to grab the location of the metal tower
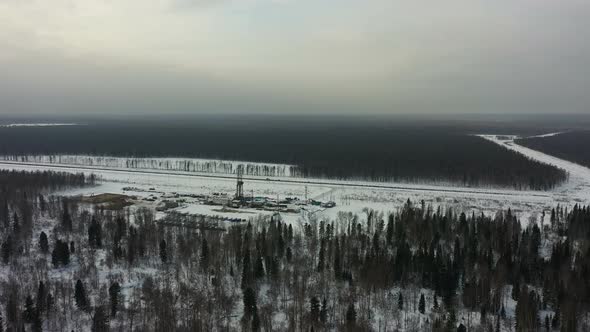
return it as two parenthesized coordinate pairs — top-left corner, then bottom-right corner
(235, 165), (244, 200)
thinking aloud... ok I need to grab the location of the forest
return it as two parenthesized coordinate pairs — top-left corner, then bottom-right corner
(516, 131), (590, 169)
(0, 120), (567, 190)
(0, 171), (589, 331)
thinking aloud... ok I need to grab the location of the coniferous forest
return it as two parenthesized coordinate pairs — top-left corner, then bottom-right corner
(0, 121), (567, 190)
(517, 131), (590, 169)
(0, 171), (589, 331)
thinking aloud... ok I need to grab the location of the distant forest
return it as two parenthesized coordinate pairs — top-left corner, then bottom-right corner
(0, 121), (567, 190)
(517, 131), (590, 169)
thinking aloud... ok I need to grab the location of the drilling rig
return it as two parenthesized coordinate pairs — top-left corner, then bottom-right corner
(235, 165), (244, 202)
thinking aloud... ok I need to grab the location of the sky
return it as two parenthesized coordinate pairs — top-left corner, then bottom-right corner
(0, 0), (589, 116)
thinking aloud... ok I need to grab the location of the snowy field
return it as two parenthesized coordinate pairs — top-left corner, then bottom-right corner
(1, 133), (588, 226)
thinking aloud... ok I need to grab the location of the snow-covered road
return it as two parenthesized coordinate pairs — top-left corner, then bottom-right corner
(479, 135), (590, 205)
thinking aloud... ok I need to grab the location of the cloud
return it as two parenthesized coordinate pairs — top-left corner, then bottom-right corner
(0, 0), (589, 115)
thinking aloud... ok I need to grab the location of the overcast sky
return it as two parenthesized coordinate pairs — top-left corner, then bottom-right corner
(1, 0), (589, 116)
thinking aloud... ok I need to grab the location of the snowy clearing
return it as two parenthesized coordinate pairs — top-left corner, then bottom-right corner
(1, 133), (589, 226)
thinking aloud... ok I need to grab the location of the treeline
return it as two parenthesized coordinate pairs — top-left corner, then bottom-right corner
(0, 122), (567, 190)
(516, 131), (590, 169)
(1, 186), (589, 330)
(0, 155), (297, 178)
(0, 170), (95, 201)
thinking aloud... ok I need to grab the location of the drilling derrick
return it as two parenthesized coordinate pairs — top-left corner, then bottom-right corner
(235, 165), (244, 201)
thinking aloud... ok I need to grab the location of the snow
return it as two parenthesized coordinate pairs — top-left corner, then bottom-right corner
(0, 123), (82, 127)
(1, 132), (589, 228)
(479, 134), (590, 206)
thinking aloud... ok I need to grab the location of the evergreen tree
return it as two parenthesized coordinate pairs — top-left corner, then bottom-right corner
(386, 214), (394, 245)
(310, 297), (320, 322)
(159, 240), (167, 263)
(251, 308), (260, 332)
(74, 280), (89, 311)
(241, 250), (251, 288)
(51, 239), (70, 267)
(320, 298), (328, 324)
(39, 232), (48, 254)
(317, 239), (325, 272)
(12, 212), (19, 235)
(62, 203), (72, 231)
(446, 308), (457, 332)
(200, 238), (209, 271)
(1, 236), (12, 264)
(243, 287), (257, 317)
(91, 306), (109, 332)
(286, 246), (292, 263)
(345, 303), (356, 329)
(255, 254), (265, 279)
(36, 281), (46, 314)
(88, 217), (102, 248)
(22, 295), (35, 323)
(419, 293), (425, 314)
(398, 292), (404, 310)
(109, 282), (121, 317)
(1, 199), (8, 229)
(433, 293), (439, 311)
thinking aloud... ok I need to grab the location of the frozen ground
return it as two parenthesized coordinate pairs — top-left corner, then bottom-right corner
(1, 133), (588, 226)
(0, 123), (82, 127)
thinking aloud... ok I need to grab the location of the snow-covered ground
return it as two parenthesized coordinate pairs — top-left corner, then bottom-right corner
(1, 133), (588, 226)
(479, 135), (590, 205)
(0, 123), (82, 127)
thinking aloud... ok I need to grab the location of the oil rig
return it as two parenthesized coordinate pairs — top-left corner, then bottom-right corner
(235, 165), (244, 202)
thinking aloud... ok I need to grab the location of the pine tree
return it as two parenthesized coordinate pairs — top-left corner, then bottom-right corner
(255, 254), (265, 279)
(251, 307), (261, 332)
(200, 239), (209, 271)
(36, 281), (46, 314)
(446, 308), (457, 331)
(419, 293), (425, 314)
(159, 239), (167, 263)
(433, 292), (439, 311)
(74, 280), (89, 311)
(39, 232), (48, 254)
(88, 217), (102, 248)
(22, 295), (35, 323)
(1, 236), (12, 264)
(62, 203), (72, 231)
(386, 214), (394, 245)
(346, 303), (356, 328)
(1, 199), (8, 229)
(310, 297), (320, 322)
(52, 239), (70, 267)
(320, 298), (328, 324)
(241, 250), (251, 288)
(91, 306), (109, 332)
(109, 282), (121, 317)
(243, 287), (257, 317)
(286, 246), (292, 263)
(12, 212), (19, 235)
(317, 239), (325, 272)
